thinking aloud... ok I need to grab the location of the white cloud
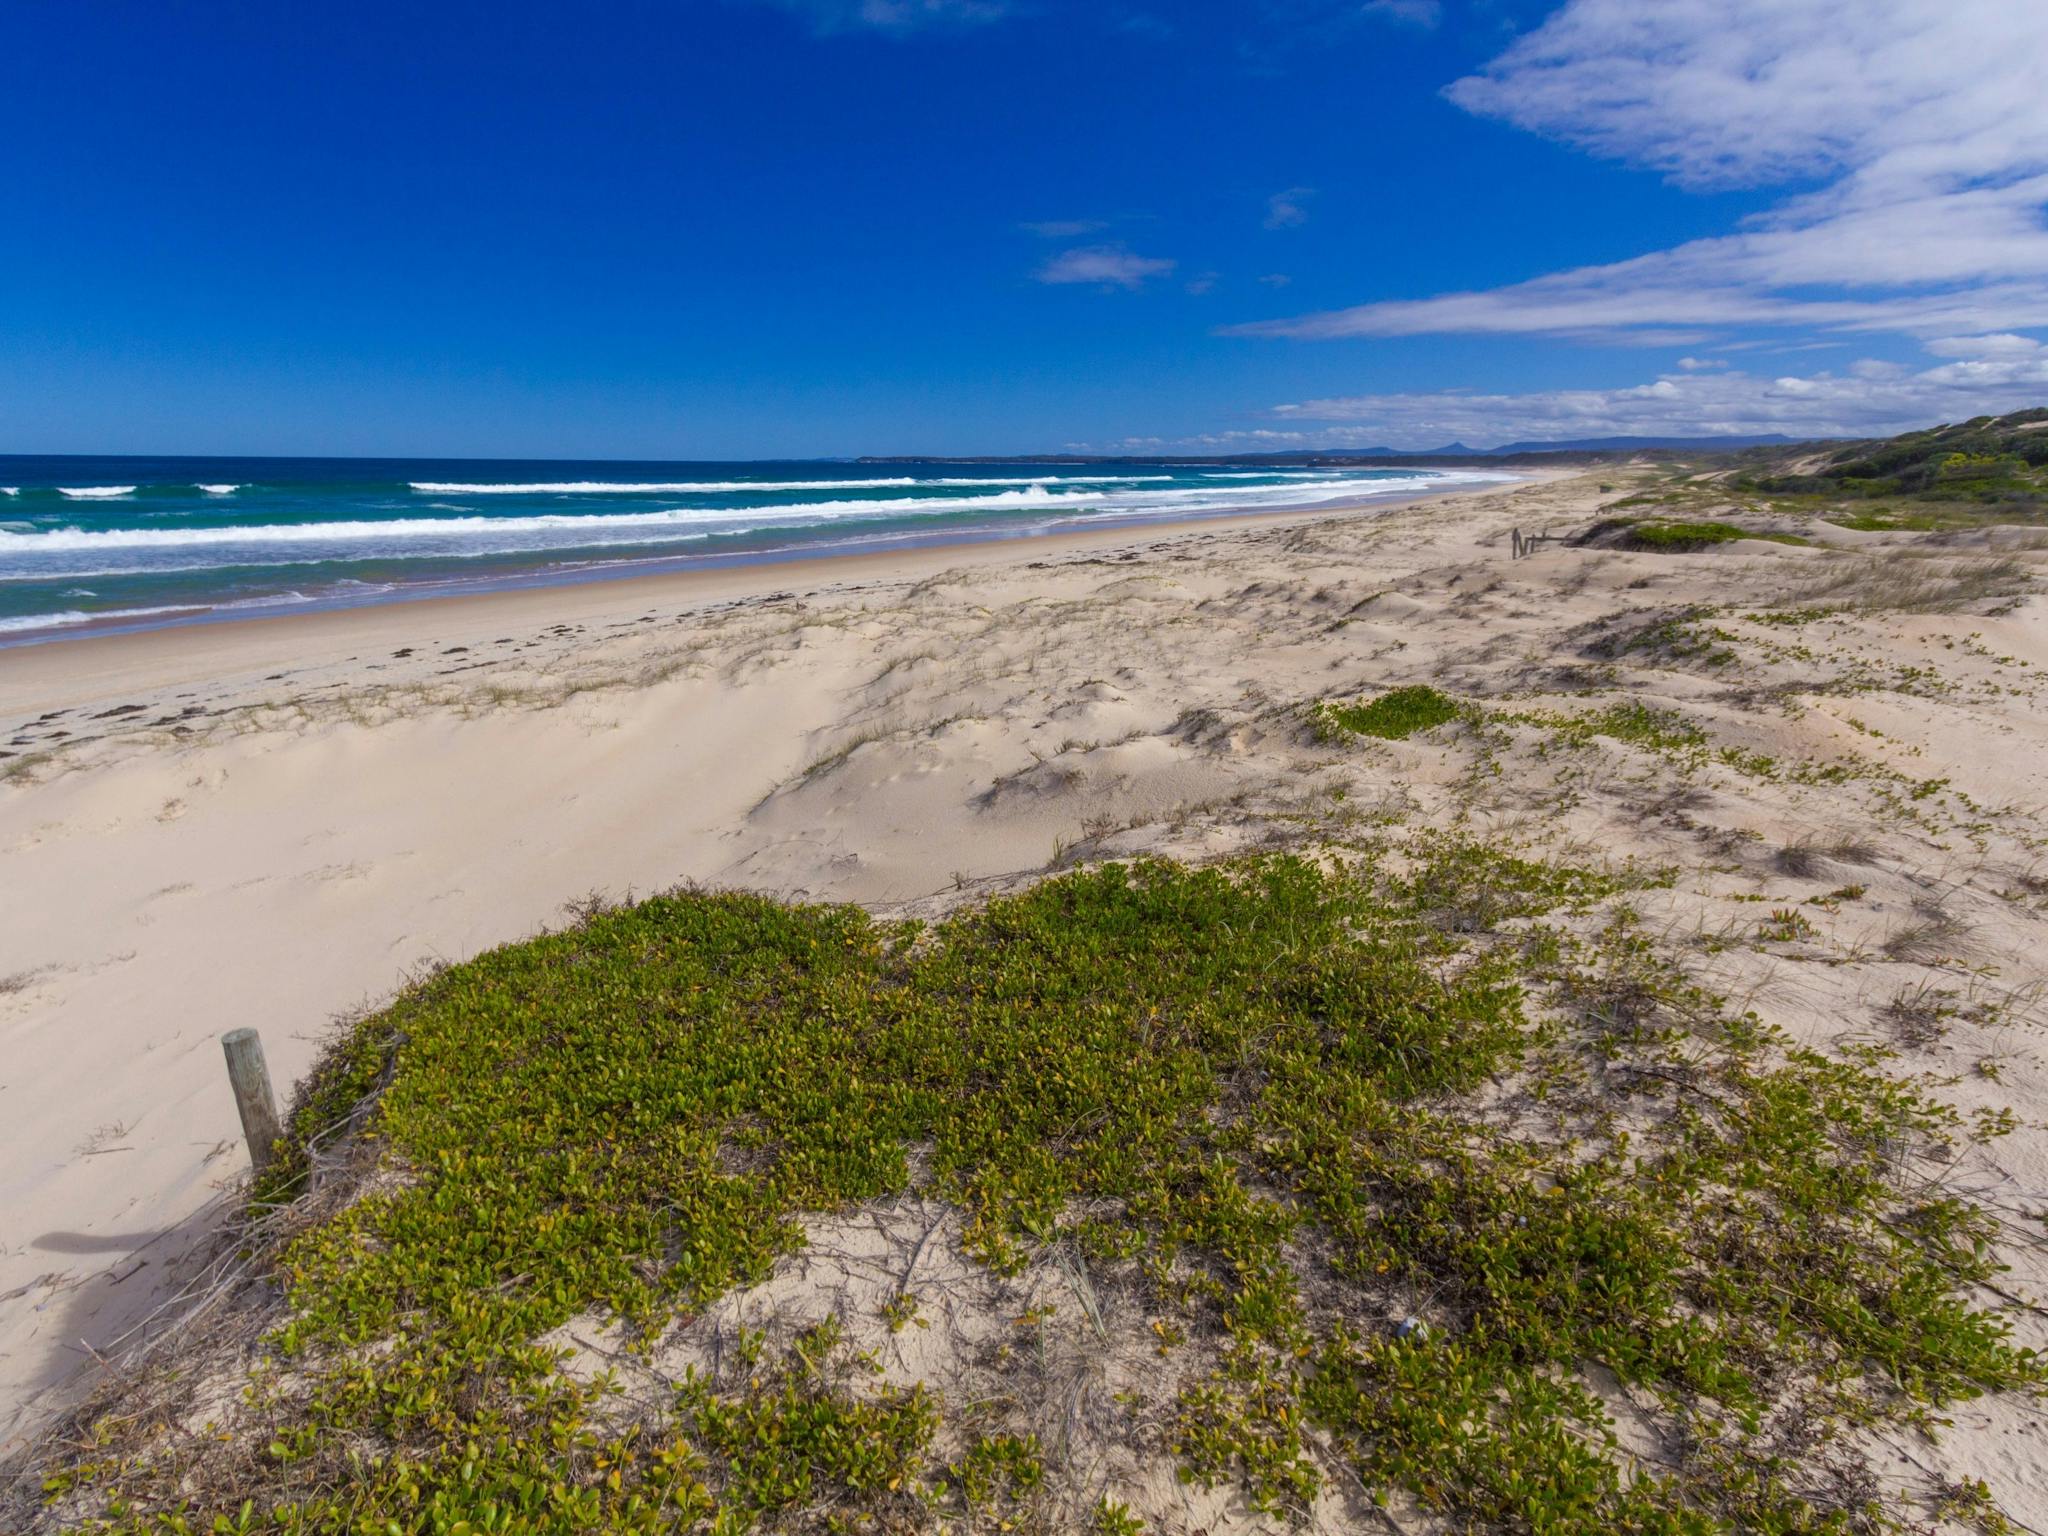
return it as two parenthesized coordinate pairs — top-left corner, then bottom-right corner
(1021, 219), (1107, 239)
(1926, 333), (2044, 359)
(1362, 0), (1442, 27)
(1444, 0), (1986, 193)
(1264, 187), (1315, 230)
(1675, 357), (1726, 371)
(1259, 352), (2048, 446)
(1238, 0), (2048, 345)
(1037, 245), (1177, 289)
(748, 0), (1011, 33)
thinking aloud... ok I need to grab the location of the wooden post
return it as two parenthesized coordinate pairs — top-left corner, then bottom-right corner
(222, 1028), (284, 1177)
(1511, 528), (1525, 559)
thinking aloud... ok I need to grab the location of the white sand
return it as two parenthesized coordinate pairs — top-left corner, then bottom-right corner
(5, 471), (2047, 1523)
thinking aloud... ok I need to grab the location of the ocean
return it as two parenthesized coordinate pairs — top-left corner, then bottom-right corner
(0, 456), (1514, 643)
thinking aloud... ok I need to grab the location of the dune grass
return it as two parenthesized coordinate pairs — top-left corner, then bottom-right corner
(30, 846), (2040, 1535)
(1787, 554), (2032, 615)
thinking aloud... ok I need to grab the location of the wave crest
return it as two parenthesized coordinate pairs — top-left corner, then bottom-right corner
(0, 473), (1518, 563)
(0, 486), (1125, 553)
(406, 475), (1172, 495)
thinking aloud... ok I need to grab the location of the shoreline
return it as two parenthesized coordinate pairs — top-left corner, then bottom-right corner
(0, 473), (1524, 656)
(0, 477), (1540, 716)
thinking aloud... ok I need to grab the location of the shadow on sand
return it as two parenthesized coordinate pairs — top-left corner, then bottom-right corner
(3, 1193), (247, 1461)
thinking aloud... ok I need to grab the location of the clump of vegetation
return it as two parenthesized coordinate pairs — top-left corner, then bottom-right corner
(1624, 520), (1809, 551)
(1773, 835), (1877, 879)
(1584, 607), (1740, 669)
(25, 851), (2039, 1535)
(1314, 684), (1461, 741)
(1756, 906), (1820, 944)
(1738, 409), (2048, 513)
(1548, 700), (1707, 755)
(684, 1318), (940, 1527)
(1824, 506), (1974, 532)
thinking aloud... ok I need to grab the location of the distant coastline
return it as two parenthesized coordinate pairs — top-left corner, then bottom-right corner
(855, 432), (1818, 466)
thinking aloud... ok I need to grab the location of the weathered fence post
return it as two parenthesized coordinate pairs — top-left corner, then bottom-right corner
(222, 1028), (284, 1178)
(1511, 528), (1525, 559)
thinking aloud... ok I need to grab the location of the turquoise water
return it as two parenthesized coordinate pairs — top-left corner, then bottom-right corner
(0, 455), (1513, 642)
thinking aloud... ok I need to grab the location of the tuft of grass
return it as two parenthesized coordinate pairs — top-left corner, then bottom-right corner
(1773, 834), (1879, 879)
(1586, 606), (1739, 669)
(1883, 899), (1970, 963)
(1789, 555), (2031, 615)
(1882, 983), (1961, 1048)
(1314, 684), (1461, 741)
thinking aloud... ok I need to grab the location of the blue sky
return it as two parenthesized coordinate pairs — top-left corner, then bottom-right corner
(5, 0), (2046, 456)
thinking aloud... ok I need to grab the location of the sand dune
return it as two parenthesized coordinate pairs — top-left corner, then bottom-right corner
(5, 470), (2048, 1525)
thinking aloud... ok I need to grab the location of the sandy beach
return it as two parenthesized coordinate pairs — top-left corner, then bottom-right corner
(0, 477), (1524, 1438)
(6, 466), (2048, 1526)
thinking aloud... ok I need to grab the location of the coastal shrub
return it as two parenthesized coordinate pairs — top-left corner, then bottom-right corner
(1316, 683), (1461, 741)
(36, 851), (2038, 1535)
(1625, 520), (1808, 551)
(1741, 410), (2048, 508)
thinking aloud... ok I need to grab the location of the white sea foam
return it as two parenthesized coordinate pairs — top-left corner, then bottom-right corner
(0, 473), (1521, 601)
(1, 487), (16, 496)
(0, 611), (92, 633)
(0, 487), (1106, 551)
(405, 476), (1171, 495)
(0, 592), (324, 637)
(196, 484), (240, 495)
(0, 473), (1515, 565)
(0, 604), (207, 634)
(0, 467), (1524, 634)
(58, 486), (138, 499)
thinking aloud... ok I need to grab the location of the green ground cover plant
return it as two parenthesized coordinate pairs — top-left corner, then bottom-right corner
(1624, 521), (1809, 551)
(1313, 685), (1461, 741)
(30, 850), (2038, 1535)
(1823, 507), (1989, 532)
(1547, 702), (1707, 756)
